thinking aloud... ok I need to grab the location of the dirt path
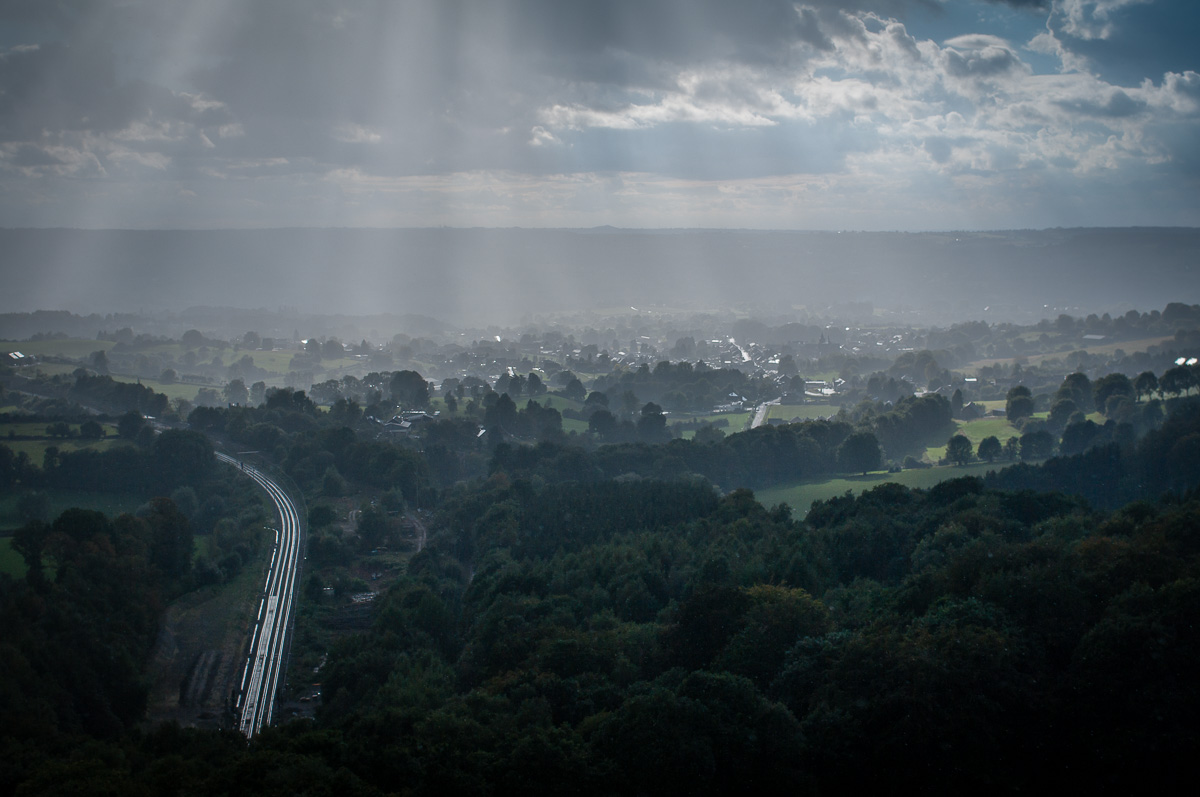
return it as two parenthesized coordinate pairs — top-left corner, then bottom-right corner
(406, 510), (428, 552)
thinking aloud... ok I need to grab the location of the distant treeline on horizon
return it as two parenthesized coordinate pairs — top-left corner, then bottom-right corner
(1, 226), (1197, 326)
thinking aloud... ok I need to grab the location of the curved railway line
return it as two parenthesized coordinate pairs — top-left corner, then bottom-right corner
(216, 452), (302, 737)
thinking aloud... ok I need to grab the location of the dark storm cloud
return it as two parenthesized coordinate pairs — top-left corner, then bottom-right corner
(499, 1), (948, 71)
(0, 0), (1196, 229)
(509, 0), (806, 69)
(0, 2), (234, 140)
(0, 41), (134, 134)
(0, 0), (93, 30)
(185, 1), (936, 122)
(169, 1), (913, 177)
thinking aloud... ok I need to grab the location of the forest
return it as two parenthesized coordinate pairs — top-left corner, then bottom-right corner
(3, 455), (1198, 793)
(2, 316), (1200, 794)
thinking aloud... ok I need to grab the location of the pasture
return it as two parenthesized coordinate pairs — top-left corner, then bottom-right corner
(764, 403), (839, 422)
(922, 416), (1019, 463)
(1, 436), (126, 463)
(0, 488), (147, 532)
(966, 334), (1173, 371)
(537, 394), (585, 413)
(0, 536), (24, 577)
(755, 460), (1006, 516)
(668, 410), (752, 430)
(562, 418), (590, 435)
(2, 339), (116, 359)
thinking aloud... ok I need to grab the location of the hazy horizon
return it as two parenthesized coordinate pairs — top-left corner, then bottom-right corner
(2, 2), (1197, 325)
(1, 226), (1196, 327)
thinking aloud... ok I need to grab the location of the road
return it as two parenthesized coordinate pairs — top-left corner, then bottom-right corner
(216, 452), (302, 737)
(750, 398), (780, 429)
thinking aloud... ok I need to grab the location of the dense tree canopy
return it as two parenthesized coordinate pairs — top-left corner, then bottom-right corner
(5, 353), (1200, 794)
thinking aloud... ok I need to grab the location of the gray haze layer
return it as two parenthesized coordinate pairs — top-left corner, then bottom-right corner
(1, 227), (1196, 327)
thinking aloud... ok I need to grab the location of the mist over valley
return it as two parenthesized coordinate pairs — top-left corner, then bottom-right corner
(2, 226), (1197, 329)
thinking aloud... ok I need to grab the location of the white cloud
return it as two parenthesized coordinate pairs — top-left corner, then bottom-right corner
(1027, 30), (1091, 74)
(109, 149), (171, 170)
(113, 119), (184, 144)
(333, 124), (383, 144)
(1052, 0), (1153, 41)
(530, 4), (1195, 191)
(182, 93), (227, 114)
(1149, 70), (1200, 114)
(0, 0), (1194, 229)
(528, 126), (560, 146)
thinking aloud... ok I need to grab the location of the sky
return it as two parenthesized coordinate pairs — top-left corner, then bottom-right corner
(0, 0), (1197, 231)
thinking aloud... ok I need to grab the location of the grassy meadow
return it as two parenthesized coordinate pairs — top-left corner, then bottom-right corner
(7, 337), (368, 398)
(2, 436), (126, 463)
(756, 460), (1006, 515)
(923, 417), (1021, 462)
(764, 403), (839, 422)
(535, 394), (584, 413)
(1, 417), (129, 470)
(0, 536), (24, 577)
(669, 410), (753, 430)
(3, 339), (117, 359)
(0, 488), (148, 532)
(965, 335), (1173, 370)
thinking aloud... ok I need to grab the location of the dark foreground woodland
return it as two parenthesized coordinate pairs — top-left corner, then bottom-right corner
(2, 371), (1199, 794)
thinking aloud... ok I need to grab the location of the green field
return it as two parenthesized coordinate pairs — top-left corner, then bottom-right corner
(16, 363), (232, 400)
(923, 417), (1019, 462)
(10, 337), (387, 397)
(538, 394), (585, 413)
(2, 339), (117, 359)
(0, 536), (24, 577)
(955, 416), (1019, 445)
(2, 436), (126, 463)
(562, 418), (590, 435)
(755, 460), (1006, 515)
(924, 410), (1110, 462)
(18, 361), (81, 378)
(669, 411), (752, 429)
(139, 379), (219, 403)
(3, 422), (96, 437)
(964, 336), (1171, 374)
(765, 403), (839, 422)
(1, 421), (129, 439)
(0, 489), (147, 532)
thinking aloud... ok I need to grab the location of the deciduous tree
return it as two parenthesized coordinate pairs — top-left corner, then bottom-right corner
(946, 434), (973, 466)
(390, 370), (430, 408)
(977, 435), (1002, 463)
(1006, 385), (1034, 424)
(838, 430), (882, 475)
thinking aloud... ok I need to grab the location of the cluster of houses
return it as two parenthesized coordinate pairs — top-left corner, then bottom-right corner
(378, 411), (440, 439)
